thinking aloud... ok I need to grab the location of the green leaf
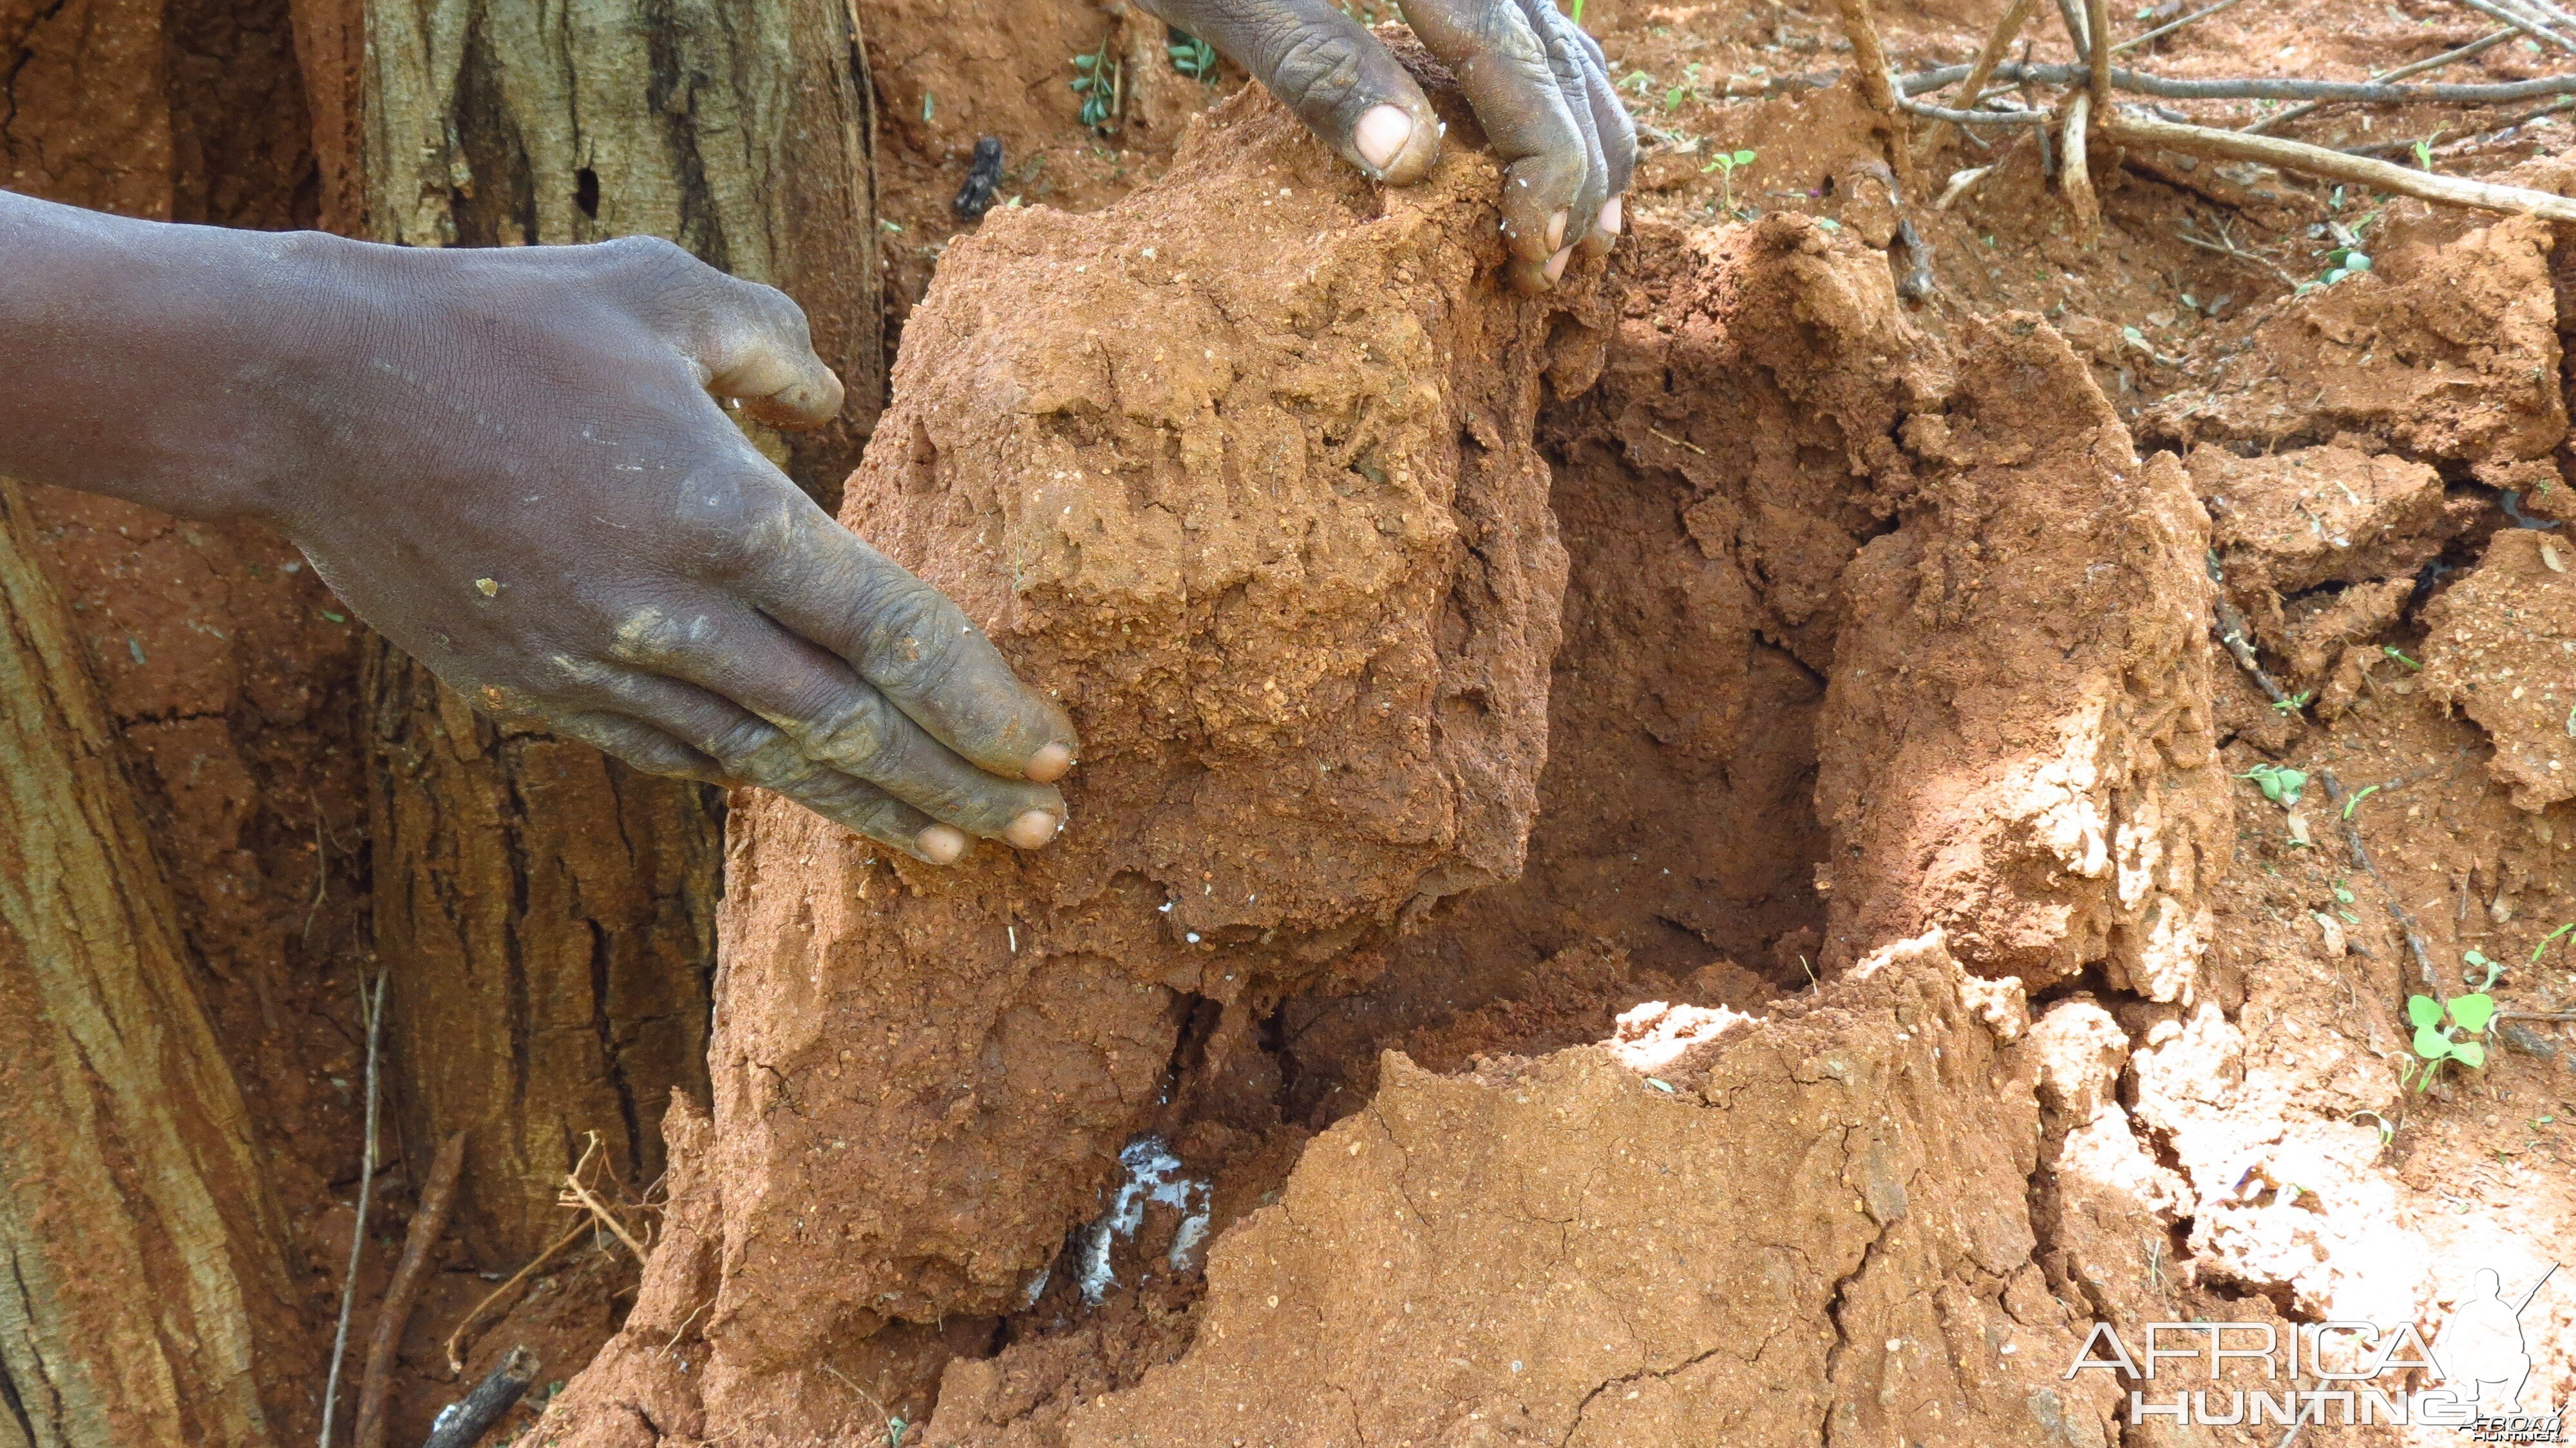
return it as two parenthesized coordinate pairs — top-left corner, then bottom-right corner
(2342, 784), (2378, 819)
(2464, 949), (2492, 968)
(2413, 1023), (2453, 1060)
(2448, 993), (2496, 1034)
(2535, 922), (2575, 963)
(2407, 995), (2444, 1029)
(2450, 1039), (2487, 1069)
(1733, 149), (1756, 164)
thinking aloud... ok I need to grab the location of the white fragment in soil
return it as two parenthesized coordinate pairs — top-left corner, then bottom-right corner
(1608, 1000), (1753, 1072)
(1019, 1266), (1050, 1309)
(1076, 1135), (1211, 1304)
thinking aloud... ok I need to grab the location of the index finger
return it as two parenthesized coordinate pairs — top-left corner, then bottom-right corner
(750, 511), (1078, 783)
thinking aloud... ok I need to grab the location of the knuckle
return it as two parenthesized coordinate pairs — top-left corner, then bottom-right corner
(852, 575), (963, 693)
(1264, 24), (1366, 111)
(806, 693), (905, 779)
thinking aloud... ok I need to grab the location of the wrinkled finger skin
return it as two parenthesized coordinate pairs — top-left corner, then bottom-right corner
(0, 191), (1076, 862)
(1141, 0), (1636, 291)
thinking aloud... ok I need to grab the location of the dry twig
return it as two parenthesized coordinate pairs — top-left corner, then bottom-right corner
(356, 1132), (467, 1448)
(1830, 0), (1906, 126)
(559, 1166), (649, 1264)
(2103, 110), (2576, 220)
(2112, 0), (2251, 53)
(1926, 0), (2038, 144)
(442, 1220), (588, 1375)
(2085, 0), (2113, 104)
(2319, 770), (2441, 996)
(319, 971), (386, 1448)
(2458, 0), (2576, 54)
(2053, 0), (2094, 58)
(1904, 58), (2576, 104)
(2245, 28), (2516, 135)
(2177, 222), (2302, 287)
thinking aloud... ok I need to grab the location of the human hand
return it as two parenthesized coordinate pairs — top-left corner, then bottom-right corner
(1137, 0), (1635, 292)
(251, 236), (1075, 863)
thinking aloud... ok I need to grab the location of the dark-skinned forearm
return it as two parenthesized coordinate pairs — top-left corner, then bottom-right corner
(0, 188), (350, 520)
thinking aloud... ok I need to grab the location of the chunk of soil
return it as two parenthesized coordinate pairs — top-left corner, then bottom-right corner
(2424, 528), (2576, 810)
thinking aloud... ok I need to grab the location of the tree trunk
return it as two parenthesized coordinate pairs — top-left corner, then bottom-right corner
(287, 0), (884, 1262)
(0, 481), (299, 1448)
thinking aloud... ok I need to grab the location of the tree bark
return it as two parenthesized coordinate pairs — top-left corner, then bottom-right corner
(0, 480), (299, 1448)
(290, 0), (885, 1261)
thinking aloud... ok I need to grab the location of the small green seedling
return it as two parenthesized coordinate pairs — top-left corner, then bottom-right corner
(1703, 148), (1757, 213)
(2407, 991), (2495, 1091)
(2342, 784), (2379, 819)
(1071, 46), (1123, 131)
(2237, 763), (2308, 808)
(2383, 645), (2422, 669)
(2317, 246), (2371, 287)
(1623, 70), (1654, 95)
(2272, 689), (2315, 715)
(887, 1416), (909, 1448)
(2464, 948), (2506, 990)
(2353, 1109), (2395, 1147)
(1168, 32), (1219, 81)
(1665, 62), (1703, 111)
(2412, 137), (2436, 170)
(2333, 881), (2356, 905)
(2537, 922), (2575, 964)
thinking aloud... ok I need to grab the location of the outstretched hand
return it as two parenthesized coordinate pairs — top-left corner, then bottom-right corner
(274, 237), (1079, 864)
(1138, 0), (1636, 291)
(0, 191), (1075, 864)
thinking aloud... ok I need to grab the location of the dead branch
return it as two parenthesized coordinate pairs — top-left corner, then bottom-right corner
(1830, 0), (1904, 120)
(2319, 770), (2441, 997)
(321, 971), (386, 1448)
(2063, 91), (2103, 232)
(2345, 92), (2576, 156)
(2053, 0), (2094, 59)
(421, 1346), (539, 1448)
(2177, 224), (2303, 287)
(2111, 0), (2251, 53)
(2246, 28), (2515, 135)
(2104, 110), (2576, 219)
(2501, 1010), (2576, 1021)
(2085, 0), (2113, 104)
(442, 1220), (587, 1375)
(1927, 0), (2038, 144)
(2458, 0), (2576, 53)
(1900, 96), (2052, 124)
(356, 1132), (467, 1448)
(559, 1170), (649, 1264)
(1903, 58), (2576, 104)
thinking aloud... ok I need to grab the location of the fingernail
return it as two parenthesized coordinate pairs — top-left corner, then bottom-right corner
(1025, 741), (1075, 783)
(1355, 105), (1414, 173)
(1545, 246), (1574, 283)
(1598, 196), (1624, 237)
(1545, 209), (1569, 253)
(1003, 809), (1061, 850)
(918, 823), (971, 864)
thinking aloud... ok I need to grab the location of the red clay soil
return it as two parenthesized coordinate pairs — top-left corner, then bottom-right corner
(7, 0), (2576, 1441)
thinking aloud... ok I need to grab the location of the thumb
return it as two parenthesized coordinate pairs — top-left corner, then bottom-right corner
(1140, 0), (1443, 183)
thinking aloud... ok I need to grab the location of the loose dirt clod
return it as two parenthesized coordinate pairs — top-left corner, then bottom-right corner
(2425, 528), (2576, 809)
